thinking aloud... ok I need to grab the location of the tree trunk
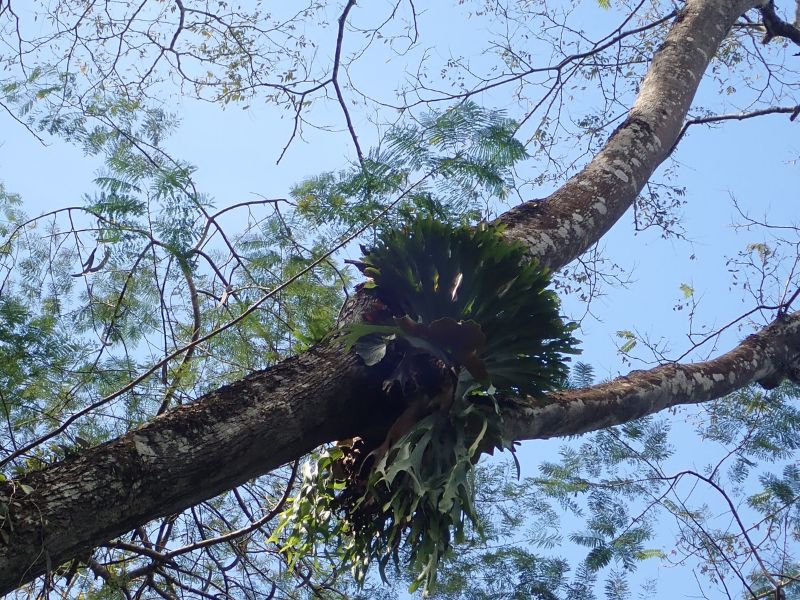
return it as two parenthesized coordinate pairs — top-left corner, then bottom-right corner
(2, 0), (786, 593)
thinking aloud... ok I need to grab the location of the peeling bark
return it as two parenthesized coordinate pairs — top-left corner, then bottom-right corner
(0, 0), (785, 593)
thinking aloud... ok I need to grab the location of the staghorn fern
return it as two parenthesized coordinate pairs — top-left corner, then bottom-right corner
(273, 218), (579, 594)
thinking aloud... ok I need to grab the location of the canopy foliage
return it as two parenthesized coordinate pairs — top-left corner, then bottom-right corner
(1, 0), (800, 598)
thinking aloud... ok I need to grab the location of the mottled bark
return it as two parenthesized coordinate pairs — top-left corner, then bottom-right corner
(504, 311), (800, 441)
(0, 0), (785, 594)
(0, 346), (399, 594)
(498, 0), (760, 270)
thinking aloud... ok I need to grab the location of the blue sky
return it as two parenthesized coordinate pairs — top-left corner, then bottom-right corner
(1, 1), (799, 596)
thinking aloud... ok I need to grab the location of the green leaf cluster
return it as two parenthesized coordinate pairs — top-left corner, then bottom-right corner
(290, 101), (528, 241)
(358, 398), (500, 593)
(274, 396), (502, 595)
(275, 217), (578, 594)
(0, 91), (349, 481)
(355, 217), (578, 397)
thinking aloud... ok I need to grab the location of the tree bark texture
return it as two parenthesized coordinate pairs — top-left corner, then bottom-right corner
(1, 0), (788, 593)
(503, 311), (800, 441)
(497, 0), (758, 269)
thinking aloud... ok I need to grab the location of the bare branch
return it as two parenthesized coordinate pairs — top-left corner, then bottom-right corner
(672, 104), (800, 152)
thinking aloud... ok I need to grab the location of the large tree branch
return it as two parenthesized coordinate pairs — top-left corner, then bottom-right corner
(0, 0), (778, 593)
(0, 346), (400, 594)
(503, 311), (800, 441)
(498, 0), (760, 270)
